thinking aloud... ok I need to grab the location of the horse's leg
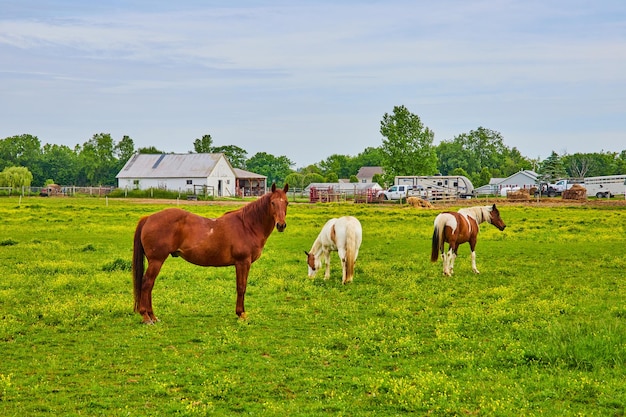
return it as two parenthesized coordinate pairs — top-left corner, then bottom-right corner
(443, 247), (454, 276)
(469, 237), (479, 274)
(140, 259), (165, 324)
(337, 247), (347, 284)
(324, 251), (331, 280)
(448, 247), (457, 276)
(444, 239), (458, 276)
(235, 261), (251, 319)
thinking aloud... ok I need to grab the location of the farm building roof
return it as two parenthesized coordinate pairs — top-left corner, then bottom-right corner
(356, 166), (383, 178)
(117, 153), (229, 179)
(233, 168), (267, 179)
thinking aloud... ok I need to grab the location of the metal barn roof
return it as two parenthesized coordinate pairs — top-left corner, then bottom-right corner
(117, 153), (227, 179)
(233, 168), (267, 179)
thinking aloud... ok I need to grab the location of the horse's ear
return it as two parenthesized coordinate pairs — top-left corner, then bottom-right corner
(304, 250), (309, 256)
(492, 203), (497, 210)
(271, 183), (277, 192)
(283, 183), (289, 192)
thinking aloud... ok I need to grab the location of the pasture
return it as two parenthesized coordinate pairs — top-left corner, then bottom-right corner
(0, 196), (625, 416)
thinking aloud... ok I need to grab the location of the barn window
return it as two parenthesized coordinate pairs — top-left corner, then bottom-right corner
(186, 180), (192, 185)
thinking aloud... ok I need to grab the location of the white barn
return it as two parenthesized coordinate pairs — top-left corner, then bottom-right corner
(116, 153), (237, 196)
(475, 170), (539, 196)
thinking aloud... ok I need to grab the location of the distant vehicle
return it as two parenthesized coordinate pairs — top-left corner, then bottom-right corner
(395, 175), (475, 200)
(583, 175), (626, 198)
(376, 184), (413, 201)
(534, 179), (580, 197)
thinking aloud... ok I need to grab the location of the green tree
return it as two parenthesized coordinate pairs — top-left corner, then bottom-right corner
(115, 136), (135, 164)
(349, 147), (383, 173)
(436, 140), (466, 176)
(213, 145), (248, 169)
(0, 166), (33, 189)
(616, 150), (626, 174)
(193, 134), (214, 153)
(138, 146), (165, 154)
(41, 144), (79, 185)
(303, 173), (325, 187)
(379, 105), (437, 183)
(437, 127), (530, 180)
(539, 151), (567, 183)
(562, 152), (619, 178)
(325, 172), (339, 183)
(77, 133), (117, 185)
(0, 134), (42, 168)
(0, 134), (43, 184)
(284, 172), (305, 190)
(319, 154), (351, 179)
(499, 147), (532, 177)
(475, 167), (492, 188)
(372, 173), (385, 186)
(246, 152), (294, 186)
(299, 164), (323, 175)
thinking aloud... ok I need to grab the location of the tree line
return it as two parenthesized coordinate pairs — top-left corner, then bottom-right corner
(2, 105), (626, 190)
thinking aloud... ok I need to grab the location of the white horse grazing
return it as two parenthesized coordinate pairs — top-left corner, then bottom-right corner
(305, 216), (362, 284)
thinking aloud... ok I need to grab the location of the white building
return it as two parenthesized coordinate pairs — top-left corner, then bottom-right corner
(475, 170), (539, 196)
(116, 153), (237, 196)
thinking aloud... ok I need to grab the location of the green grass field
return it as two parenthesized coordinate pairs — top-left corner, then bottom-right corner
(0, 196), (625, 416)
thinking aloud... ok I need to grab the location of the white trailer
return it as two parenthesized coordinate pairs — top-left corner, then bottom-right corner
(583, 174), (626, 198)
(395, 175), (475, 200)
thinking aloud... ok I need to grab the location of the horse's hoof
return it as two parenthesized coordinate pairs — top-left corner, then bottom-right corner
(238, 312), (248, 320)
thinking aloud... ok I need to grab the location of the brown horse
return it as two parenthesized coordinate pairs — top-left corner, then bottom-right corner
(431, 204), (506, 276)
(132, 183), (289, 324)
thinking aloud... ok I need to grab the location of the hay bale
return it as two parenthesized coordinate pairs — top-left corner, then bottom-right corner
(562, 184), (587, 200)
(407, 196), (433, 208)
(506, 188), (531, 201)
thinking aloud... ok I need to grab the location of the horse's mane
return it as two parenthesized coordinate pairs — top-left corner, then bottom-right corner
(231, 192), (274, 229)
(458, 205), (492, 224)
(309, 218), (335, 257)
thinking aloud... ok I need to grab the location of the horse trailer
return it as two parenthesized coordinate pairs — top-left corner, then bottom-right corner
(395, 175), (475, 200)
(583, 174), (626, 198)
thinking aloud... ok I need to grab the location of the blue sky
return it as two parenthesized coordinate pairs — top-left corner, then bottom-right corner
(1, 0), (625, 168)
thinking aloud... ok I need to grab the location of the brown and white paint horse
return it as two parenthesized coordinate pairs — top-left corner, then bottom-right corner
(431, 204), (506, 276)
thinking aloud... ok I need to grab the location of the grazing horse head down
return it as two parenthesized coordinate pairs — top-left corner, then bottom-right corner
(430, 204), (506, 276)
(305, 216), (363, 284)
(132, 183), (289, 324)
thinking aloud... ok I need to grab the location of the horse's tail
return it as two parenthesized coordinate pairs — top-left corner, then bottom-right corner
(431, 214), (446, 262)
(132, 216), (148, 312)
(344, 222), (358, 281)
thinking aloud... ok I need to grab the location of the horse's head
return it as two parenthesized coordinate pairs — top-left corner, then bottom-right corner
(489, 204), (507, 231)
(304, 250), (320, 277)
(270, 183), (289, 232)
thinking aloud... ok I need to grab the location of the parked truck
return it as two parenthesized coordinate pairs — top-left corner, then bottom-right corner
(534, 179), (579, 197)
(376, 184), (413, 201)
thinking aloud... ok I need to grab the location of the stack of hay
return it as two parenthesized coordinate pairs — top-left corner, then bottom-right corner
(506, 188), (531, 201)
(562, 184), (587, 200)
(407, 196), (433, 208)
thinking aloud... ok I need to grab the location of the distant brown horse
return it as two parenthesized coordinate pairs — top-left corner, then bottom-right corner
(133, 183), (289, 324)
(431, 204), (506, 276)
